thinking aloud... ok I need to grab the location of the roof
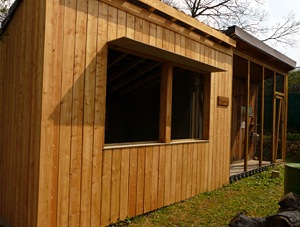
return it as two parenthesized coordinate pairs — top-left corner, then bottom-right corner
(225, 26), (296, 71)
(128, 0), (236, 48)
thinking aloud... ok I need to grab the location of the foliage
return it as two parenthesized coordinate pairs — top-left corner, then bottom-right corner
(161, 0), (300, 48)
(112, 165), (285, 227)
(287, 132), (300, 141)
(289, 69), (300, 94)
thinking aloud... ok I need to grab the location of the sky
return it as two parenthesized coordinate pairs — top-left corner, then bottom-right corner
(173, 0), (300, 67)
(260, 0), (300, 67)
(2, 0), (300, 66)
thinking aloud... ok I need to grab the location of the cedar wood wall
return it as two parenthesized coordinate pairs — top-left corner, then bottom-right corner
(0, 0), (233, 226)
(0, 0), (45, 226)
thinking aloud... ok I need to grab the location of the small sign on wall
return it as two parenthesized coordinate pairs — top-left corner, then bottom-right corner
(217, 96), (229, 107)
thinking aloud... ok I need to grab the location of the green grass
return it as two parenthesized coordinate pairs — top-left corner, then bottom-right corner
(112, 165), (285, 227)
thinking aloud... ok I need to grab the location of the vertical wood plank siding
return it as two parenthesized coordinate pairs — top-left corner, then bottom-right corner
(0, 0), (45, 226)
(0, 1), (233, 226)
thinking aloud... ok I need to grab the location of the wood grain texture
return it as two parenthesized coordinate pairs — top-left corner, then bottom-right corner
(144, 147), (153, 213)
(0, 1), (240, 226)
(56, 1), (76, 226)
(91, 2), (108, 226)
(120, 148), (130, 219)
(80, 1), (98, 226)
(0, 0), (45, 225)
(128, 148), (138, 218)
(38, 0), (63, 226)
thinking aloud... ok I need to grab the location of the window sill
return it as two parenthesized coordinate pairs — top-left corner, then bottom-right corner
(103, 139), (209, 150)
(170, 139), (209, 144)
(104, 141), (164, 150)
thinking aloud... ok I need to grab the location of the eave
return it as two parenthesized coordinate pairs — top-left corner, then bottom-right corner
(225, 26), (296, 72)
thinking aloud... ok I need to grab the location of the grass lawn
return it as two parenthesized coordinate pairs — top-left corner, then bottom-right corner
(113, 165), (285, 227)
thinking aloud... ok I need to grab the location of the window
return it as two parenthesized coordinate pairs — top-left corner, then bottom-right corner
(105, 49), (161, 144)
(171, 68), (210, 140)
(105, 47), (211, 145)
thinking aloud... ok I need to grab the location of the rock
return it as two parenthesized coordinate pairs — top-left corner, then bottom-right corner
(229, 192), (300, 227)
(278, 192), (300, 212)
(229, 213), (267, 227)
(271, 170), (280, 178)
(267, 210), (300, 227)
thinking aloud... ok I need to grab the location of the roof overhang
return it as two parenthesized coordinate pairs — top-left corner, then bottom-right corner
(225, 26), (296, 71)
(127, 0), (236, 48)
(108, 37), (225, 73)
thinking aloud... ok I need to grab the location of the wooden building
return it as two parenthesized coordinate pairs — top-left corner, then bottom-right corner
(226, 26), (296, 173)
(0, 0), (295, 226)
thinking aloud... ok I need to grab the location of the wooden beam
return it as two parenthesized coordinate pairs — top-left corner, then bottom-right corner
(202, 75), (211, 140)
(259, 67), (265, 167)
(275, 100), (282, 160)
(118, 72), (160, 96)
(281, 97), (285, 161)
(274, 91), (285, 97)
(271, 72), (277, 163)
(107, 52), (128, 68)
(244, 61), (250, 172)
(108, 62), (161, 94)
(283, 74), (289, 161)
(234, 50), (287, 76)
(159, 62), (173, 143)
(107, 58), (145, 83)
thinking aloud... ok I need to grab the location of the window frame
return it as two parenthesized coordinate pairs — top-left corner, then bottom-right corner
(104, 37), (218, 147)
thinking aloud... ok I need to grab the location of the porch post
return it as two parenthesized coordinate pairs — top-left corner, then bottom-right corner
(283, 73), (289, 161)
(160, 62), (173, 143)
(259, 67), (265, 167)
(244, 60), (250, 172)
(272, 72), (277, 163)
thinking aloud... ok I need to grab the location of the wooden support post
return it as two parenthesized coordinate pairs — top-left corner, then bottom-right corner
(160, 62), (173, 143)
(259, 67), (265, 167)
(283, 74), (289, 161)
(244, 61), (250, 172)
(272, 72), (277, 163)
(202, 76), (211, 140)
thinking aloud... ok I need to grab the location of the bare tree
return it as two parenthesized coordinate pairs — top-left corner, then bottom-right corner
(161, 0), (180, 9)
(0, 0), (8, 23)
(161, 0), (300, 48)
(260, 13), (300, 47)
(0, 0), (15, 27)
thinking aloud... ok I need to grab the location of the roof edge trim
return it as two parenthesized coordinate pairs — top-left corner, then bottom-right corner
(129, 0), (236, 48)
(225, 26), (296, 69)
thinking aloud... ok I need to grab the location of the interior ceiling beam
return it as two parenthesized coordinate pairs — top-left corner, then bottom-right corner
(108, 58), (145, 83)
(108, 62), (161, 95)
(108, 52), (128, 68)
(119, 70), (161, 97)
